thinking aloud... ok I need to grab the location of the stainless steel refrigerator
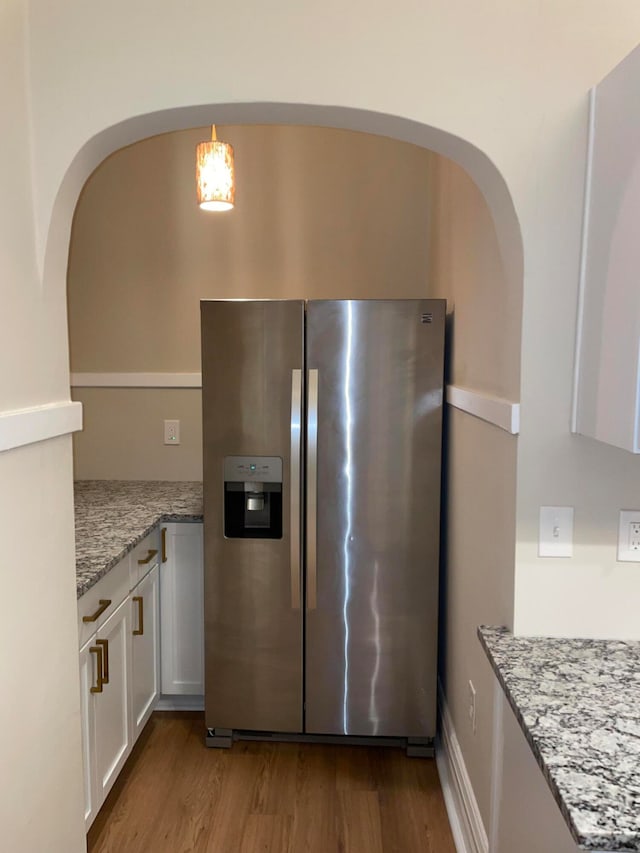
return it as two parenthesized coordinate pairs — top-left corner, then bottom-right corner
(201, 299), (445, 746)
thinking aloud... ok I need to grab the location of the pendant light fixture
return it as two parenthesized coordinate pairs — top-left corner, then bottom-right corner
(196, 125), (235, 211)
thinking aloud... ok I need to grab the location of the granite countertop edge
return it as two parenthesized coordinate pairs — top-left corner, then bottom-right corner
(74, 480), (203, 599)
(478, 625), (640, 853)
(75, 511), (203, 598)
(478, 627), (584, 849)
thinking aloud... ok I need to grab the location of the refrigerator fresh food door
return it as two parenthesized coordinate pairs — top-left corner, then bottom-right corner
(305, 299), (445, 737)
(201, 299), (304, 733)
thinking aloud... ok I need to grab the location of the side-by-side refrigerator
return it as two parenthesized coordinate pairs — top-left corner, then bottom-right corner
(201, 299), (445, 744)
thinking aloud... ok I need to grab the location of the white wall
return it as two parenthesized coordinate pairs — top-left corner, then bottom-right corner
(0, 2), (85, 851)
(27, 0), (640, 641)
(512, 40), (640, 640)
(3, 3), (640, 850)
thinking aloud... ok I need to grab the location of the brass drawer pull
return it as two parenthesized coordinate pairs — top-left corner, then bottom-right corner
(96, 638), (109, 684)
(137, 549), (158, 566)
(133, 596), (144, 636)
(161, 527), (167, 563)
(82, 599), (112, 623)
(89, 646), (104, 694)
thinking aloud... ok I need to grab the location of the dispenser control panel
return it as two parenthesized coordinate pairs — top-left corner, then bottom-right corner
(223, 455), (283, 484)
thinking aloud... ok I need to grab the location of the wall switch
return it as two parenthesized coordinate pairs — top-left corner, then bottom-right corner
(539, 506), (574, 557)
(468, 680), (477, 734)
(617, 510), (640, 561)
(163, 419), (180, 445)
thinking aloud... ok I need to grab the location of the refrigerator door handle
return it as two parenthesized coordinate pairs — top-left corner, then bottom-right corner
(306, 368), (319, 611)
(290, 369), (302, 610)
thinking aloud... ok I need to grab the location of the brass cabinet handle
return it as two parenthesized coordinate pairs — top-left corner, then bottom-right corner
(82, 599), (112, 623)
(96, 638), (109, 684)
(161, 527), (167, 563)
(137, 549), (158, 566)
(132, 596), (144, 636)
(89, 646), (104, 694)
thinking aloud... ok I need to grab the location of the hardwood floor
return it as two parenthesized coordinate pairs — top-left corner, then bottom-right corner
(87, 712), (456, 853)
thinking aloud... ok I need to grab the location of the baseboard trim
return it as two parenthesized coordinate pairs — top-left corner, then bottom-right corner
(70, 372), (202, 388)
(446, 385), (519, 435)
(155, 695), (205, 712)
(0, 400), (83, 453)
(436, 681), (489, 853)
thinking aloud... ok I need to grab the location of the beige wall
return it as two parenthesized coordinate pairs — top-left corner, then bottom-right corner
(68, 125), (434, 479)
(73, 387), (203, 480)
(441, 413), (518, 829)
(427, 156), (518, 829)
(427, 157), (521, 400)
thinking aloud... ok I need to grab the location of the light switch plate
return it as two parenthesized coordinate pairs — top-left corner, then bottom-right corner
(539, 506), (574, 557)
(617, 510), (640, 562)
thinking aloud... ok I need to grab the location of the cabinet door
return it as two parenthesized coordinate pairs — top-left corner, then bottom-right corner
(79, 637), (99, 830)
(160, 523), (204, 695)
(94, 598), (131, 803)
(131, 564), (159, 739)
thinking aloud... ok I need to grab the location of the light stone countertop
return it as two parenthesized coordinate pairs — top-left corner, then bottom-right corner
(479, 626), (640, 852)
(74, 480), (203, 598)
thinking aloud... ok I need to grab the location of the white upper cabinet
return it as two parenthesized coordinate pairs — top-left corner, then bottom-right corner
(574, 44), (640, 453)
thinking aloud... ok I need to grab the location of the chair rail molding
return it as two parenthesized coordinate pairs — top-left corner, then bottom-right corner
(0, 400), (83, 453)
(446, 385), (520, 434)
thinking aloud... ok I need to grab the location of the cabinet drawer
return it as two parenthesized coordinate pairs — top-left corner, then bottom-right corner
(129, 529), (160, 589)
(77, 556), (130, 648)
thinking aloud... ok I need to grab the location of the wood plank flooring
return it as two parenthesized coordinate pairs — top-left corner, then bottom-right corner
(87, 712), (456, 853)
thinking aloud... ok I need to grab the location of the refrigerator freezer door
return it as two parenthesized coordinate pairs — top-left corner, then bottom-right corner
(305, 299), (445, 737)
(201, 300), (304, 733)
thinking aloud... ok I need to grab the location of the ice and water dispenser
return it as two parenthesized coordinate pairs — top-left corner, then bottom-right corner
(223, 456), (283, 539)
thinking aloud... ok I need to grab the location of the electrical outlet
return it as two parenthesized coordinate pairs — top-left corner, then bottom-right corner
(618, 511), (640, 561)
(164, 419), (181, 445)
(468, 680), (476, 734)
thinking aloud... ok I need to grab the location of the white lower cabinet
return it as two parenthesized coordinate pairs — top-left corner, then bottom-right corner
(131, 564), (160, 738)
(95, 598), (132, 804)
(79, 520), (203, 830)
(79, 638), (98, 829)
(79, 597), (132, 830)
(78, 547), (161, 830)
(160, 522), (204, 696)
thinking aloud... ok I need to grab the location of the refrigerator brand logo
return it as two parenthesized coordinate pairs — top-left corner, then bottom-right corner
(420, 313), (433, 324)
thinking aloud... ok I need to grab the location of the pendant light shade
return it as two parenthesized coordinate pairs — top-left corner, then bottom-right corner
(196, 126), (235, 211)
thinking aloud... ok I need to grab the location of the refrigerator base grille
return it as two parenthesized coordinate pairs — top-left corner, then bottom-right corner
(205, 728), (434, 758)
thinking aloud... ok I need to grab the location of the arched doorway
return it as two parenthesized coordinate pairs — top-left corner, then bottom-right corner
(52, 103), (523, 849)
